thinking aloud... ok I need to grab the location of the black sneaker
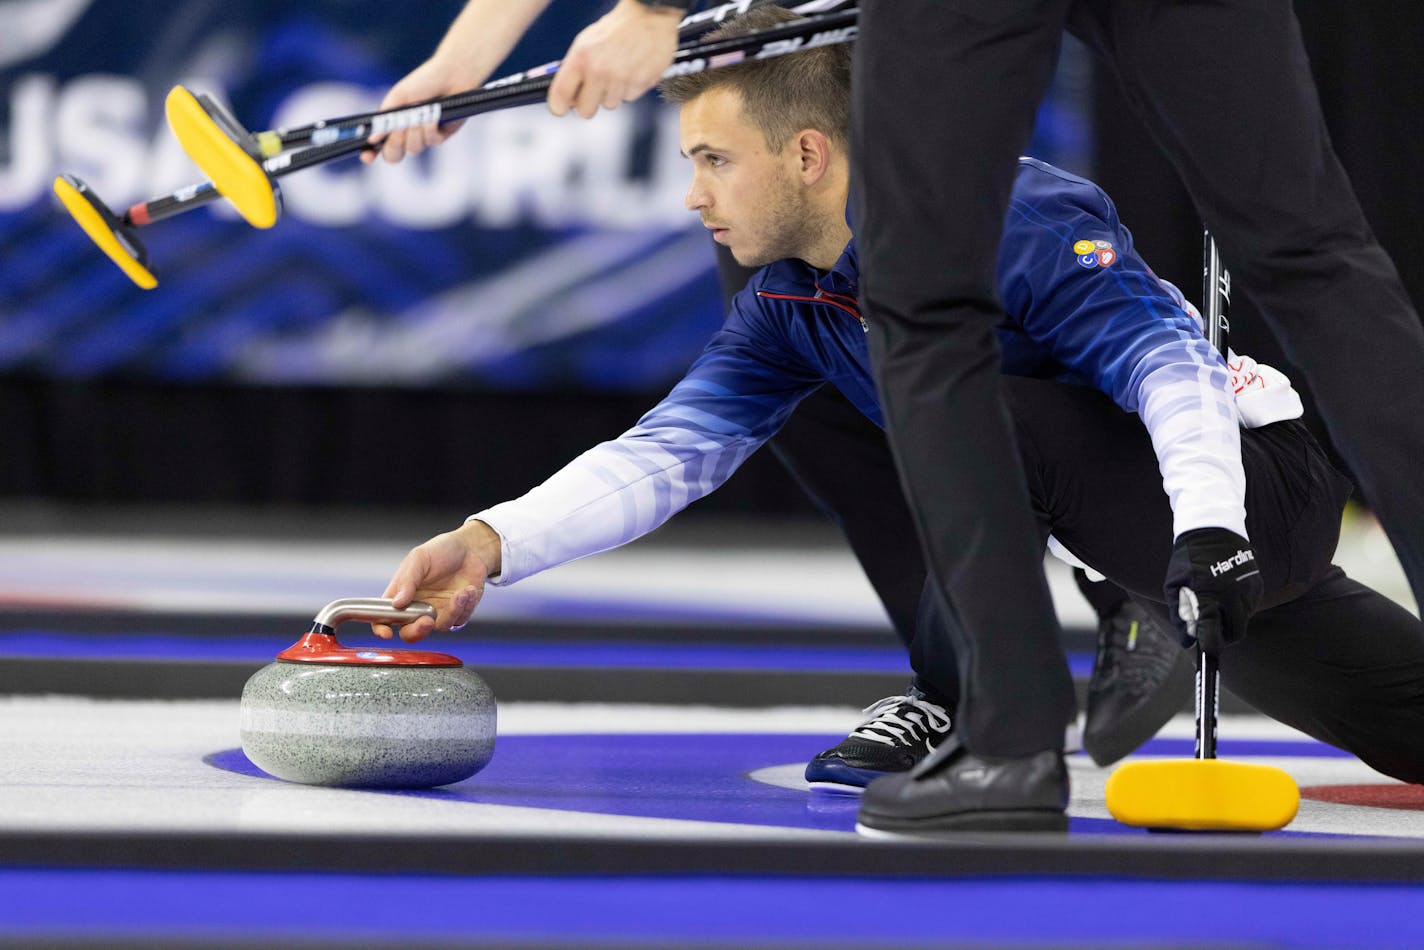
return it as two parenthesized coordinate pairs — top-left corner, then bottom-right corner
(1083, 598), (1194, 766)
(856, 738), (1069, 836)
(804, 689), (952, 793)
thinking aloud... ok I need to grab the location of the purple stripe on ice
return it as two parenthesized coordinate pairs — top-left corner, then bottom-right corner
(0, 628), (1097, 675)
(207, 731), (1351, 839)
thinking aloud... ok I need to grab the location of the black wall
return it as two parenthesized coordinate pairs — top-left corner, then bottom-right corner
(0, 375), (813, 514)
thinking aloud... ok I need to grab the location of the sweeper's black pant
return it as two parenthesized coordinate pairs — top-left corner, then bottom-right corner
(853, 0), (1424, 758)
(910, 377), (1424, 785)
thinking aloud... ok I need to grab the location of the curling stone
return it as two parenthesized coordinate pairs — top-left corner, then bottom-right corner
(240, 597), (495, 788)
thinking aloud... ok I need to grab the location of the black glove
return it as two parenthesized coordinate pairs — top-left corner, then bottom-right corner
(1163, 527), (1263, 655)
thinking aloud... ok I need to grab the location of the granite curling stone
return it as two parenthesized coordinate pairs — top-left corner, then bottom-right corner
(240, 597), (496, 788)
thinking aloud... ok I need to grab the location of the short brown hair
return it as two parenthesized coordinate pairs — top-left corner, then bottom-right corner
(657, 7), (851, 151)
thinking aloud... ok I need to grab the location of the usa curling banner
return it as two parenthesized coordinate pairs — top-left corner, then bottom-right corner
(0, 0), (1090, 392)
(0, 0), (728, 390)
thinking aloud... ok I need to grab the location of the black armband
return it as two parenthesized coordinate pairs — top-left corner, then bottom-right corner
(636, 0), (696, 9)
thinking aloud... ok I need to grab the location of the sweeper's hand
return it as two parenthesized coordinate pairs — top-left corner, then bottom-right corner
(363, 0), (554, 165)
(376, 520), (504, 642)
(547, 0), (682, 119)
(361, 59), (472, 165)
(1163, 528), (1263, 655)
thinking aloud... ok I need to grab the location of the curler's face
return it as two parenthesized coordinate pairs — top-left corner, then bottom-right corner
(679, 87), (817, 269)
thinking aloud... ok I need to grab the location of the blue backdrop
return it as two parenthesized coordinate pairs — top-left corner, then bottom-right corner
(0, 1), (1091, 393)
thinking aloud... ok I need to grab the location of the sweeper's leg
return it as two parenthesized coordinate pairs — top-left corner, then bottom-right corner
(1217, 567), (1424, 785)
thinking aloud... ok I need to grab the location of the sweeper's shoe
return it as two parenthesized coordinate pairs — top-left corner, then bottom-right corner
(1084, 599), (1194, 766)
(855, 739), (1068, 836)
(805, 688), (952, 793)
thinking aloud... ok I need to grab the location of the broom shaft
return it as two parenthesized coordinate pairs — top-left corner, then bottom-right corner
(1195, 230), (1230, 761)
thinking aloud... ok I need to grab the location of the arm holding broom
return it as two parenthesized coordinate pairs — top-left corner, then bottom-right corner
(363, 0), (686, 165)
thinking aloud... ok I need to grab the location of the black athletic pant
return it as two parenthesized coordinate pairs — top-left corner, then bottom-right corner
(854, 0), (1424, 757)
(854, 1), (1077, 756)
(1063, 1), (1424, 609)
(913, 377), (1424, 785)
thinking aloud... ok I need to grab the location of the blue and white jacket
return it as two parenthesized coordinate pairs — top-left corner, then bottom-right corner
(476, 158), (1301, 585)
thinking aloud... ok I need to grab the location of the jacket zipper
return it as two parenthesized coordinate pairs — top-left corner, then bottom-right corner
(756, 285), (868, 333)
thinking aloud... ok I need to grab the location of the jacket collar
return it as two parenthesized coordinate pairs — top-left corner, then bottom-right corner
(757, 235), (859, 298)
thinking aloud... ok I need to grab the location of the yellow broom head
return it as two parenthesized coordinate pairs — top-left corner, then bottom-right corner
(53, 174), (157, 290)
(165, 85), (279, 229)
(1106, 758), (1299, 832)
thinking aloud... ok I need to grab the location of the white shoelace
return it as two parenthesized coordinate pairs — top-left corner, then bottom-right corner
(849, 694), (952, 748)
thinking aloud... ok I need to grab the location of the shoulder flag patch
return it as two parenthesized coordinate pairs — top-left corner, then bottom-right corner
(1074, 238), (1116, 269)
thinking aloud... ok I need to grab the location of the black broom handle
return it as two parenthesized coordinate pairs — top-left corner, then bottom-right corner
(1195, 230), (1231, 761)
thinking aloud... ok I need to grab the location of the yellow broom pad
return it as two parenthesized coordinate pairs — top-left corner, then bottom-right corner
(53, 176), (157, 290)
(165, 86), (278, 229)
(1106, 758), (1300, 832)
